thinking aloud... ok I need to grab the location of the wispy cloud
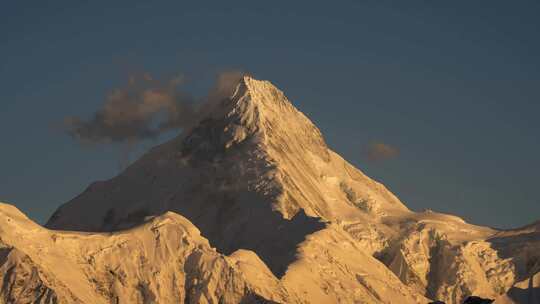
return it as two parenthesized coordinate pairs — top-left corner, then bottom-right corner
(62, 70), (244, 144)
(365, 142), (399, 162)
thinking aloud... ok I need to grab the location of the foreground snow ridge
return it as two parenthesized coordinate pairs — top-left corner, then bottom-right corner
(2, 76), (539, 304)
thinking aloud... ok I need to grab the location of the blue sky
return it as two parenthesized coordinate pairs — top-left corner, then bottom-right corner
(1, 1), (539, 228)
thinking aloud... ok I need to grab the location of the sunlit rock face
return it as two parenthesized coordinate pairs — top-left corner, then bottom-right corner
(1, 77), (538, 303)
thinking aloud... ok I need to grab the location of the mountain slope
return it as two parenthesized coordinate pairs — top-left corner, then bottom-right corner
(6, 76), (537, 304)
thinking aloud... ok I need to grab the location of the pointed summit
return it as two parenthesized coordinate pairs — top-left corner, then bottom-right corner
(180, 76), (330, 167)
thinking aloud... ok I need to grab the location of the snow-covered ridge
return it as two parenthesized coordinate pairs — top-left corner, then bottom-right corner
(1, 202), (429, 303)
(0, 202), (297, 303)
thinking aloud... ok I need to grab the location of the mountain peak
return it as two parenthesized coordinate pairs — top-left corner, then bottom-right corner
(208, 75), (297, 126)
(182, 76), (330, 164)
(48, 76), (410, 231)
(46, 75), (411, 278)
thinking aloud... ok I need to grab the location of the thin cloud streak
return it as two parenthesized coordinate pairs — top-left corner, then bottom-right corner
(365, 142), (399, 162)
(62, 70), (245, 144)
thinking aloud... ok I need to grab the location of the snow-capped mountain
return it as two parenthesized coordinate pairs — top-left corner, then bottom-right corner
(1, 76), (538, 303)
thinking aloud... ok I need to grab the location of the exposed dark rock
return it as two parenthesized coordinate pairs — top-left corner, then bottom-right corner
(462, 296), (494, 304)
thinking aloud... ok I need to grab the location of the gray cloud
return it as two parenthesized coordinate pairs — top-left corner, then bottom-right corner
(63, 71), (245, 144)
(365, 142), (399, 162)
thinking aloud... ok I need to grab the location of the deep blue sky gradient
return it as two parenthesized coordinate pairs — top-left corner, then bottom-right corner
(1, 1), (539, 228)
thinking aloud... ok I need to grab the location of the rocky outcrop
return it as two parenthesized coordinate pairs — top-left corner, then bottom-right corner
(463, 296), (494, 303)
(0, 247), (64, 304)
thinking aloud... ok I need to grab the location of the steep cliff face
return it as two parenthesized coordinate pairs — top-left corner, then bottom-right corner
(2, 76), (538, 303)
(383, 221), (516, 302)
(0, 247), (63, 304)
